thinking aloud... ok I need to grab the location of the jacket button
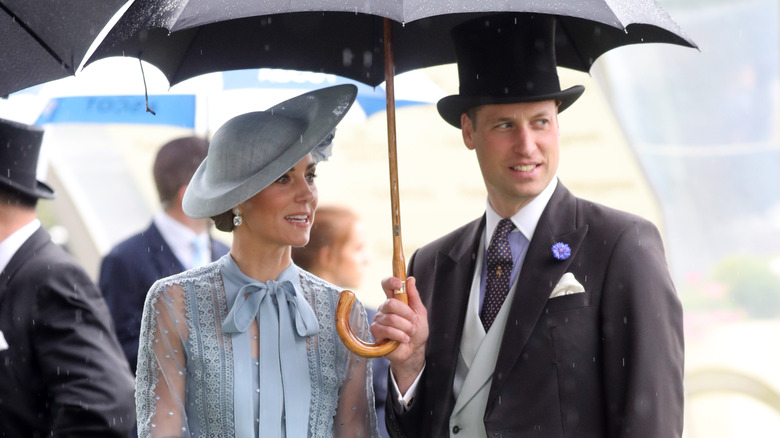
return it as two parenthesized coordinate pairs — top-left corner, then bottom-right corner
(452, 425), (461, 434)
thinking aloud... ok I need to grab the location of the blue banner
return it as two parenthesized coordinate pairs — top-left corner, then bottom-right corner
(35, 95), (196, 128)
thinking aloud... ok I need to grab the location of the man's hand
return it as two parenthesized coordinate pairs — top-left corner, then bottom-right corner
(370, 276), (428, 395)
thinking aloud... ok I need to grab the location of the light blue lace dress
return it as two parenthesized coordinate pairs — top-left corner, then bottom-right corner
(135, 255), (378, 437)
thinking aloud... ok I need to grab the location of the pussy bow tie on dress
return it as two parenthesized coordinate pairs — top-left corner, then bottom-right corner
(223, 279), (319, 438)
(222, 280), (318, 335)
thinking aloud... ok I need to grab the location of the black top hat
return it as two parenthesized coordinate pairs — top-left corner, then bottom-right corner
(437, 14), (586, 128)
(0, 118), (55, 199)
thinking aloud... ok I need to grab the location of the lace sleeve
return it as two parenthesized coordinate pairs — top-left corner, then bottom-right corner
(136, 281), (191, 438)
(333, 298), (379, 438)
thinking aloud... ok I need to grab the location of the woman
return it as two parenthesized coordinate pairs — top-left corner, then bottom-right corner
(290, 205), (370, 290)
(291, 206), (391, 438)
(134, 85), (378, 437)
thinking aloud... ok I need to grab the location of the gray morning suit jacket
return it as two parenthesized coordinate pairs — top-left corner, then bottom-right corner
(386, 183), (684, 438)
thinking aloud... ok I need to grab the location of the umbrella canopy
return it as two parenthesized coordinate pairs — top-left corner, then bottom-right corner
(87, 0), (697, 357)
(0, 0), (129, 97)
(87, 1), (697, 88)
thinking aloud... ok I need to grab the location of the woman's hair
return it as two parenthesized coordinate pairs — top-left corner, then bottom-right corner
(291, 205), (358, 271)
(211, 210), (235, 233)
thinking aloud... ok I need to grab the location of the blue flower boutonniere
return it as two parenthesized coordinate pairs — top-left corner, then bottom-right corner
(551, 242), (571, 261)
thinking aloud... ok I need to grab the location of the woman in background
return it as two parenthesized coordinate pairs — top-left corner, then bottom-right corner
(292, 206), (390, 438)
(134, 85), (378, 438)
(291, 205), (370, 290)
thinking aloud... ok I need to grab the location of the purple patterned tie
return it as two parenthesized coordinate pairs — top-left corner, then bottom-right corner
(480, 218), (515, 332)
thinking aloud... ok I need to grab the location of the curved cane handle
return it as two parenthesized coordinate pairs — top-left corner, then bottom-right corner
(336, 286), (407, 358)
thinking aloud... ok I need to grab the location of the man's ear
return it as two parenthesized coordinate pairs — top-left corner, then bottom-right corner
(461, 113), (476, 151)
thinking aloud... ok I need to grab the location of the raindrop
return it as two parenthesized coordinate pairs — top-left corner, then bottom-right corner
(623, 317), (628, 324)
(342, 48), (354, 67)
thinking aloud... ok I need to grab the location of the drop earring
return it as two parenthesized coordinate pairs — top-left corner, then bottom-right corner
(232, 207), (243, 226)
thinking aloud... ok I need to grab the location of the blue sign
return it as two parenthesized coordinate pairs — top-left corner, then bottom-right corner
(35, 95), (196, 128)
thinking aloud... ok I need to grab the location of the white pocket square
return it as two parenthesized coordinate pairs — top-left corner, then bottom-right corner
(549, 272), (585, 298)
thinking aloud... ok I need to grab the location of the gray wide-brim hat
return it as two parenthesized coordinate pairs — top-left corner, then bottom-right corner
(183, 84), (358, 218)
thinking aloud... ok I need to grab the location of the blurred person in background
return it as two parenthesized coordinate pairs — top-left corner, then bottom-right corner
(291, 205), (390, 438)
(134, 85), (379, 437)
(99, 136), (229, 375)
(0, 117), (135, 437)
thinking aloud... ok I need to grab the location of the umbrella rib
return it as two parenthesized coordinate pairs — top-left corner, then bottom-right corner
(0, 3), (74, 73)
(168, 25), (207, 86)
(556, 18), (593, 73)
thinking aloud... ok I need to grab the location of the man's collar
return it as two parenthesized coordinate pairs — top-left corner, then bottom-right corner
(485, 176), (558, 247)
(0, 219), (41, 274)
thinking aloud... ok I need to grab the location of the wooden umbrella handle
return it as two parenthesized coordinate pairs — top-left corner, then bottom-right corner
(335, 18), (407, 358)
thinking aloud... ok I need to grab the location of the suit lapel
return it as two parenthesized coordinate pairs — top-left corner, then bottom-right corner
(425, 217), (485, 416)
(144, 223), (185, 275)
(489, 184), (588, 403)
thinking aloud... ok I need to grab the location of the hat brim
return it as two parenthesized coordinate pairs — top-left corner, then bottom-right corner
(437, 85), (585, 128)
(0, 178), (55, 199)
(183, 84), (357, 218)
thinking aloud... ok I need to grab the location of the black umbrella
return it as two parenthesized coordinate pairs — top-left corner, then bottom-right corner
(0, 0), (128, 97)
(88, 1), (696, 357)
(88, 2), (696, 88)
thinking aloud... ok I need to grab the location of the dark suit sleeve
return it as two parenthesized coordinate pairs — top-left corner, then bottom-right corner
(601, 219), (684, 437)
(99, 248), (145, 373)
(34, 258), (136, 437)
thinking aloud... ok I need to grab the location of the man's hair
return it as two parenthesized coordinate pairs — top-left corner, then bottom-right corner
(153, 136), (209, 207)
(0, 184), (38, 209)
(465, 107), (481, 130)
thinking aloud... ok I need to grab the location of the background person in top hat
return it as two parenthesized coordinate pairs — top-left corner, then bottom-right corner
(0, 118), (136, 437)
(99, 135), (229, 375)
(370, 14), (684, 437)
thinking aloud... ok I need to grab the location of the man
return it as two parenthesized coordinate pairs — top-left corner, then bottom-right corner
(0, 118), (135, 436)
(371, 14), (684, 438)
(99, 136), (229, 373)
